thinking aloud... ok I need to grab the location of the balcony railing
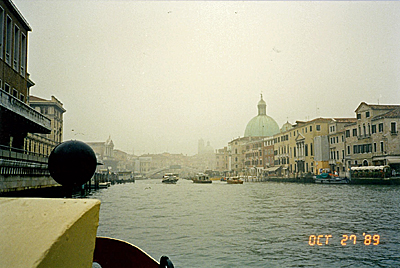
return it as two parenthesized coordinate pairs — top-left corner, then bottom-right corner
(358, 134), (371, 140)
(294, 156), (305, 161)
(0, 145), (48, 164)
(0, 90), (51, 131)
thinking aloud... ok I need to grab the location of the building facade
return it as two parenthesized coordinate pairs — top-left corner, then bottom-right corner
(25, 95), (66, 156)
(215, 146), (229, 173)
(87, 137), (118, 172)
(0, 0), (51, 150)
(0, 0), (54, 192)
(262, 136), (275, 169)
(344, 103), (400, 171)
(228, 137), (250, 175)
(275, 118), (332, 176)
(328, 118), (357, 175)
(244, 137), (264, 176)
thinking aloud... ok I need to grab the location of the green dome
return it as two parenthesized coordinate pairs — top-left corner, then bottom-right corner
(244, 94), (280, 137)
(244, 115), (280, 137)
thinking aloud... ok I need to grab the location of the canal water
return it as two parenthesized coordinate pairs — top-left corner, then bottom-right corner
(90, 179), (400, 267)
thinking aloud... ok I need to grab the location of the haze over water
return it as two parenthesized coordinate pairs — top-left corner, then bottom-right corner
(90, 180), (400, 267)
(13, 1), (400, 155)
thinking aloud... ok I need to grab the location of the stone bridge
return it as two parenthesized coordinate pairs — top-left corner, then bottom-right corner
(146, 165), (202, 179)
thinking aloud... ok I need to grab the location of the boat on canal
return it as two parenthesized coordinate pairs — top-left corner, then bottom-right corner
(98, 181), (111, 188)
(226, 177), (244, 184)
(192, 173), (212, 183)
(162, 173), (179, 184)
(314, 173), (350, 184)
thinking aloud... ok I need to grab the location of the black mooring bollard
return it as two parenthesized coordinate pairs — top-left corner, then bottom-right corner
(159, 256), (174, 268)
(48, 140), (97, 197)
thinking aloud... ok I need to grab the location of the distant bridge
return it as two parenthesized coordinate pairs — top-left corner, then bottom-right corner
(146, 165), (201, 179)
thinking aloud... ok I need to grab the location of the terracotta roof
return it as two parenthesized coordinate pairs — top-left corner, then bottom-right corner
(29, 95), (47, 102)
(373, 107), (400, 120)
(333, 118), (357, 123)
(357, 101), (400, 111)
(294, 117), (333, 126)
(369, 104), (400, 110)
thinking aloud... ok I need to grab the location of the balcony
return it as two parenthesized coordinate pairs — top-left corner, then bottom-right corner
(329, 159), (344, 165)
(358, 134), (371, 140)
(0, 145), (48, 164)
(0, 90), (51, 133)
(294, 155), (305, 162)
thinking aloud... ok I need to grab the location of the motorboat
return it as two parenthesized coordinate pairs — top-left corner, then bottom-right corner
(226, 177), (244, 184)
(192, 173), (212, 183)
(314, 173), (350, 184)
(162, 173), (179, 184)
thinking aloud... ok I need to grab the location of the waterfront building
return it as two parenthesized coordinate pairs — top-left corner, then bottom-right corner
(344, 102), (400, 171)
(145, 152), (188, 170)
(134, 156), (151, 175)
(215, 146), (229, 174)
(244, 137), (264, 177)
(272, 123), (293, 177)
(228, 137), (250, 175)
(219, 99), (400, 179)
(287, 118), (332, 176)
(25, 95), (66, 156)
(0, 0), (56, 192)
(113, 149), (135, 172)
(262, 136), (275, 168)
(195, 139), (215, 171)
(328, 118), (357, 176)
(0, 0), (50, 150)
(87, 137), (118, 172)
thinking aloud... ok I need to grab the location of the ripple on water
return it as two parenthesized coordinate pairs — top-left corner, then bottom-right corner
(90, 181), (400, 267)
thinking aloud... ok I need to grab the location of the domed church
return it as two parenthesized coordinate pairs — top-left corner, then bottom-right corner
(244, 94), (280, 137)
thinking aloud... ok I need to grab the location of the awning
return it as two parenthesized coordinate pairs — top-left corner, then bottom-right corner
(265, 166), (281, 172)
(351, 165), (388, 171)
(388, 158), (400, 164)
(372, 156), (400, 164)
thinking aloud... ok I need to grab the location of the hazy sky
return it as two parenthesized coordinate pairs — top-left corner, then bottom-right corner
(13, 1), (400, 156)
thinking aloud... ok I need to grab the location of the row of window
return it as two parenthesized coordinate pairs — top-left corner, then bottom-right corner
(245, 151), (262, 158)
(345, 142), (385, 155)
(330, 150), (345, 160)
(345, 122), (397, 137)
(271, 162), (314, 173)
(245, 159), (263, 166)
(273, 143), (314, 158)
(0, 6), (27, 76)
(330, 141), (385, 160)
(330, 135), (344, 144)
(0, 79), (25, 102)
(357, 111), (370, 119)
(274, 125), (322, 144)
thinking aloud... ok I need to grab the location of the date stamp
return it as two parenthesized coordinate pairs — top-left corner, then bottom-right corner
(308, 233), (380, 246)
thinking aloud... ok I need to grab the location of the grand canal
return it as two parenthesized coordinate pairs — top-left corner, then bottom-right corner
(90, 179), (400, 267)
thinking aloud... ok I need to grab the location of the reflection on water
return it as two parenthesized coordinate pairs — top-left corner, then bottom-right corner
(90, 180), (400, 267)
